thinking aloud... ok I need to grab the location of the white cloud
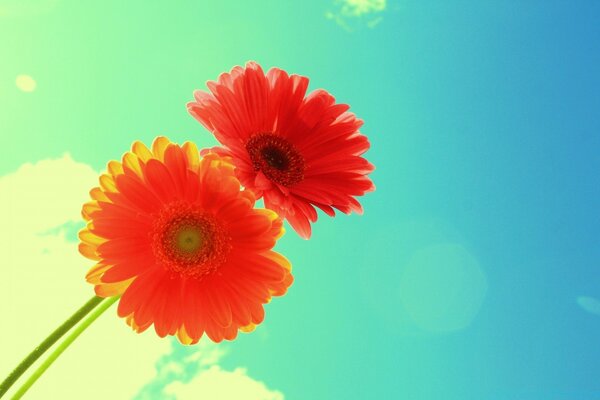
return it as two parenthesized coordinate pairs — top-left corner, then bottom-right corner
(326, 0), (387, 31)
(0, 155), (171, 399)
(338, 0), (386, 17)
(136, 337), (283, 400)
(165, 366), (284, 400)
(183, 342), (227, 367)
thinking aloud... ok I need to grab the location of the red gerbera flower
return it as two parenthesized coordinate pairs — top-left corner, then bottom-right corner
(187, 62), (375, 239)
(79, 137), (293, 344)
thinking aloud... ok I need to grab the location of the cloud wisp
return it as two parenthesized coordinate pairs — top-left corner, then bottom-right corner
(326, 0), (387, 32)
(135, 338), (284, 400)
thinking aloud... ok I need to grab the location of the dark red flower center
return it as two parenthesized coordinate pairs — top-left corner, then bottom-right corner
(246, 133), (305, 187)
(152, 202), (231, 279)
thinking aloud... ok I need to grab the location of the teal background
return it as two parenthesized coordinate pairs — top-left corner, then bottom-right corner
(1, 1), (600, 399)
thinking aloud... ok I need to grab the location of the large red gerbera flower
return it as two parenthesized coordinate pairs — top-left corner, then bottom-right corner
(187, 62), (375, 239)
(79, 137), (293, 344)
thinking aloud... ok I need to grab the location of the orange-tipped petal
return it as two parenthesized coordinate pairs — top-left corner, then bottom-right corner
(80, 137), (293, 344)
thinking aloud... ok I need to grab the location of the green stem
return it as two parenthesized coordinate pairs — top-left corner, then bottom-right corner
(0, 296), (104, 399)
(10, 296), (119, 400)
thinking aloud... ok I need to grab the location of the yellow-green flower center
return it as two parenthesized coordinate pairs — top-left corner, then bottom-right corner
(152, 202), (231, 279)
(176, 227), (203, 253)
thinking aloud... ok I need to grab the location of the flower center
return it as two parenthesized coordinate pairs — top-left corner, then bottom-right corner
(175, 227), (203, 253)
(152, 202), (231, 279)
(246, 133), (305, 187)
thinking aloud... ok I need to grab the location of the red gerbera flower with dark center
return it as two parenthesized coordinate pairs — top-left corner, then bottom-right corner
(187, 62), (375, 239)
(246, 133), (305, 187)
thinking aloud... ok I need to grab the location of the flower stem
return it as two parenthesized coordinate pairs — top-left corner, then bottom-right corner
(10, 296), (119, 400)
(0, 296), (104, 399)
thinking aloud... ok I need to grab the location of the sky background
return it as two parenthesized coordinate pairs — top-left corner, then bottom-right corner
(1, 1), (600, 399)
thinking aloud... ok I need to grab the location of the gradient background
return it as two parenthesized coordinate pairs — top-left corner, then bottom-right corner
(1, 1), (600, 399)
